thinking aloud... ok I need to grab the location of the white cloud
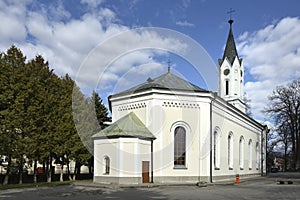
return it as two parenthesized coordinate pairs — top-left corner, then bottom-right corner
(176, 20), (195, 27)
(77, 28), (189, 94)
(0, 1), (216, 98)
(0, 1), (192, 96)
(0, 0), (27, 45)
(238, 17), (300, 120)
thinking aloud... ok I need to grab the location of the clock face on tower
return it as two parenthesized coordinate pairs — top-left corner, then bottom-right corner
(224, 69), (230, 76)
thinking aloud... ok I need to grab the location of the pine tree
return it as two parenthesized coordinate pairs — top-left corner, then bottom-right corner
(0, 46), (106, 184)
(0, 46), (28, 184)
(24, 54), (61, 183)
(71, 85), (97, 179)
(91, 91), (111, 131)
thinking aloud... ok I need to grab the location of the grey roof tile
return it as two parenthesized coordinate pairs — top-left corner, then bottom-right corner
(111, 72), (208, 97)
(92, 112), (156, 140)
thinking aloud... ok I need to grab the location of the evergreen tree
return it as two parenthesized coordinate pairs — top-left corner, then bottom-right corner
(0, 45), (102, 184)
(0, 46), (28, 184)
(72, 85), (96, 179)
(91, 90), (111, 131)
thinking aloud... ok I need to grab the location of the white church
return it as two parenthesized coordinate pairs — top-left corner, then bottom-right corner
(93, 19), (268, 185)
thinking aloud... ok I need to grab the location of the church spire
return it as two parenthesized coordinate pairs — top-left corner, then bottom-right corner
(218, 11), (246, 113)
(222, 15), (239, 65)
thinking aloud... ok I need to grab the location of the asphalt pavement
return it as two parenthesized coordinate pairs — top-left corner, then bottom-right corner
(0, 172), (300, 200)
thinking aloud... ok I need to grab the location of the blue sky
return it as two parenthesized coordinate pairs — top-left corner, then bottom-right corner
(1, 0), (300, 123)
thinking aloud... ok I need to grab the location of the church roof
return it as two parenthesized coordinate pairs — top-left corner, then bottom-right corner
(220, 19), (241, 65)
(92, 112), (156, 140)
(111, 72), (208, 97)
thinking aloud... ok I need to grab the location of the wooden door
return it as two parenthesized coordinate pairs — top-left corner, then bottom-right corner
(142, 161), (150, 183)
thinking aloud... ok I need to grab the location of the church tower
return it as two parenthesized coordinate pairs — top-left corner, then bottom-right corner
(218, 18), (246, 113)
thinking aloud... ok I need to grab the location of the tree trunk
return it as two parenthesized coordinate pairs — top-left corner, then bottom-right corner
(297, 138), (300, 169)
(72, 162), (77, 181)
(67, 162), (72, 181)
(60, 164), (64, 182)
(3, 173), (9, 185)
(19, 169), (23, 184)
(47, 156), (52, 183)
(88, 156), (93, 175)
(19, 154), (23, 184)
(33, 160), (37, 183)
(284, 143), (287, 172)
(73, 162), (81, 181)
(2, 156), (12, 185)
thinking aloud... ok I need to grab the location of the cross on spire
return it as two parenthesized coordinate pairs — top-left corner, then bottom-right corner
(227, 8), (235, 20)
(167, 59), (171, 73)
(227, 8), (235, 25)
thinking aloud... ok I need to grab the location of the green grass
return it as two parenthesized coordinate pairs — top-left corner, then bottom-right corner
(0, 180), (73, 190)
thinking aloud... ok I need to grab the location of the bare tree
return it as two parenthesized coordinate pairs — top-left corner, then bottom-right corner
(264, 78), (300, 170)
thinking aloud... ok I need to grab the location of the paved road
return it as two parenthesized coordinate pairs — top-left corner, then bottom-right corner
(1, 173), (300, 200)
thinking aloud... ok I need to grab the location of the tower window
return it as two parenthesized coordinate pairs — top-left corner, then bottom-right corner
(225, 80), (229, 95)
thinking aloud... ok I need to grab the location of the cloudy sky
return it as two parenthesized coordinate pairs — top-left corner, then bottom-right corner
(1, 0), (300, 122)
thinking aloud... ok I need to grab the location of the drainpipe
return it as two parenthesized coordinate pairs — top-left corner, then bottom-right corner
(151, 139), (154, 183)
(209, 93), (216, 183)
(261, 128), (263, 176)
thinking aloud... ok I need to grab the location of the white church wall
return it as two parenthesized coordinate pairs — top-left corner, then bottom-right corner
(94, 138), (119, 178)
(105, 89), (265, 184)
(94, 138), (152, 184)
(199, 101), (212, 181)
(147, 93), (211, 183)
(111, 98), (148, 123)
(212, 99), (263, 181)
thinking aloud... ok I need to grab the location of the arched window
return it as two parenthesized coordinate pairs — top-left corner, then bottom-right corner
(239, 136), (244, 170)
(256, 142), (260, 170)
(225, 80), (229, 95)
(214, 128), (221, 169)
(104, 156), (110, 175)
(228, 132), (233, 169)
(248, 139), (253, 170)
(174, 126), (186, 167)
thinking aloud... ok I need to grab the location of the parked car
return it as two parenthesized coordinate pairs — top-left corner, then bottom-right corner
(271, 167), (279, 173)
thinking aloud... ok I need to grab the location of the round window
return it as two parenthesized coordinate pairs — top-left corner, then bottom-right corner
(224, 69), (230, 76)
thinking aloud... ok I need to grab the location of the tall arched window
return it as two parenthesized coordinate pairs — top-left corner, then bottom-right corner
(228, 132), (233, 170)
(248, 139), (253, 170)
(256, 142), (260, 170)
(104, 156), (110, 175)
(225, 80), (229, 95)
(214, 128), (221, 169)
(174, 126), (186, 167)
(239, 136), (244, 170)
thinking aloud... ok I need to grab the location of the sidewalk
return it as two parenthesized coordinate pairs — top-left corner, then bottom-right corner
(71, 176), (266, 189)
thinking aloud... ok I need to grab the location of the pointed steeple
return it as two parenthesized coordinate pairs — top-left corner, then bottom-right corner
(222, 19), (239, 65)
(218, 15), (246, 113)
